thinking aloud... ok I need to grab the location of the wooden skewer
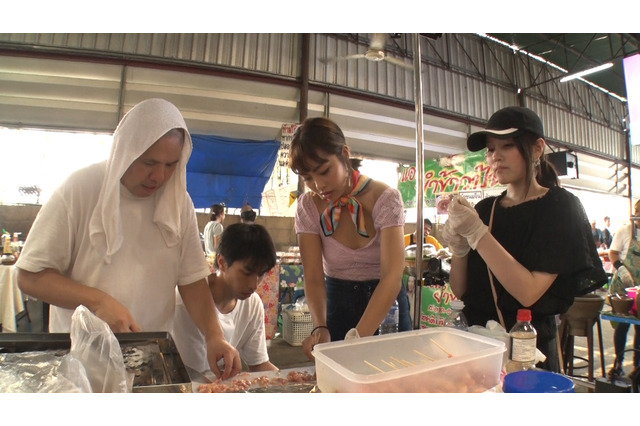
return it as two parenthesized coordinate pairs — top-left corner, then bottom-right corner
(380, 359), (399, 370)
(413, 349), (435, 361)
(364, 360), (386, 374)
(390, 356), (409, 367)
(390, 356), (415, 367)
(430, 338), (454, 358)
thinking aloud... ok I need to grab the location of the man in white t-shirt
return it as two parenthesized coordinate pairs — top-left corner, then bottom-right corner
(607, 200), (640, 379)
(16, 98), (241, 380)
(173, 222), (278, 373)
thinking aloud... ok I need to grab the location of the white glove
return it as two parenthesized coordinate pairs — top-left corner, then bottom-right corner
(447, 195), (489, 249)
(618, 265), (635, 287)
(441, 220), (471, 257)
(345, 328), (360, 340)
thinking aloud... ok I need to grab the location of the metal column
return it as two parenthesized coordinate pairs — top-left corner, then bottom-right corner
(412, 34), (425, 330)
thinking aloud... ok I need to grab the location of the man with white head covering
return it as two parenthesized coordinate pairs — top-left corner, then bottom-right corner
(17, 98), (241, 379)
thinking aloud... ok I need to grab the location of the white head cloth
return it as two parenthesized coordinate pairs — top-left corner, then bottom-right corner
(88, 98), (193, 263)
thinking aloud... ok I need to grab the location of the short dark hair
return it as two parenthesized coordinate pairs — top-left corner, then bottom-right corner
(217, 223), (276, 275)
(423, 218), (433, 227)
(240, 210), (257, 223)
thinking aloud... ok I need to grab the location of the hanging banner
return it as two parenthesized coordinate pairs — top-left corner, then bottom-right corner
(276, 124), (300, 188)
(263, 124), (301, 216)
(398, 151), (502, 209)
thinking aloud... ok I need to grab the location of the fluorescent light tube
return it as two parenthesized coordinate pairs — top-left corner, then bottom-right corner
(560, 63), (614, 83)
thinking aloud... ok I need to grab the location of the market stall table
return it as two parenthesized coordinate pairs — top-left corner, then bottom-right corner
(601, 311), (640, 326)
(600, 310), (640, 368)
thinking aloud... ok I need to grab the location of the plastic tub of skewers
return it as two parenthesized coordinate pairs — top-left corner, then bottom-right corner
(312, 328), (505, 393)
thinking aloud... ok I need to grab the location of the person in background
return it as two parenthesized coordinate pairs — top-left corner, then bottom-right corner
(172, 223), (278, 373)
(442, 106), (607, 372)
(591, 219), (604, 249)
(606, 200), (640, 380)
(289, 117), (411, 360)
(404, 218), (443, 250)
(240, 203), (257, 224)
(602, 216), (613, 249)
(204, 203), (225, 257)
(349, 157), (363, 172)
(15, 98), (241, 379)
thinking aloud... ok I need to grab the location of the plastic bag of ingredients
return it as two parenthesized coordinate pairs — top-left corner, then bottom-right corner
(64, 305), (133, 392)
(469, 320), (546, 369)
(285, 296), (309, 312)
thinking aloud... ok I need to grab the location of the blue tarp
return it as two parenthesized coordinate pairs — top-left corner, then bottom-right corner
(187, 134), (279, 209)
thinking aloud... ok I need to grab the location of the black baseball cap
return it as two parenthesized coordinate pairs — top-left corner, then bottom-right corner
(467, 106), (544, 152)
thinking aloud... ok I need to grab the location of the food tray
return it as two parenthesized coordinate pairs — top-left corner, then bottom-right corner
(312, 328), (505, 393)
(0, 332), (191, 393)
(191, 367), (317, 393)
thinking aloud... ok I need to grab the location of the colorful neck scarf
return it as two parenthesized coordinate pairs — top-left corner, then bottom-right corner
(320, 170), (372, 237)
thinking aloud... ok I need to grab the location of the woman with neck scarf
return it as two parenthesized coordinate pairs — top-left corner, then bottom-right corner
(16, 98), (241, 379)
(289, 117), (411, 360)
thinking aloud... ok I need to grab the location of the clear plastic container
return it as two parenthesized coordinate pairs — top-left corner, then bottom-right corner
(312, 328), (506, 393)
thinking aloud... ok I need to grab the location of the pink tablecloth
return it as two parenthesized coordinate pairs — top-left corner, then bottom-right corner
(256, 264), (279, 340)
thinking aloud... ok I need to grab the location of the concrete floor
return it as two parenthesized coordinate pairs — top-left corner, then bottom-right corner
(11, 295), (639, 386)
(267, 336), (314, 370)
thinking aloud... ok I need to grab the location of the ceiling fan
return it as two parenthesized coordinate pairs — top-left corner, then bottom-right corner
(322, 33), (413, 70)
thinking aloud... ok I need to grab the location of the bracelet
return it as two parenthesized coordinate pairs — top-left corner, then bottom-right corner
(311, 325), (330, 335)
(614, 260), (623, 270)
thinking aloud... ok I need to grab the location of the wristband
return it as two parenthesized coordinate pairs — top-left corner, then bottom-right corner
(614, 260), (623, 270)
(311, 325), (330, 335)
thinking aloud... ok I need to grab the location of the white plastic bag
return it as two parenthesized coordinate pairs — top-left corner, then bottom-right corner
(66, 305), (132, 392)
(469, 320), (546, 368)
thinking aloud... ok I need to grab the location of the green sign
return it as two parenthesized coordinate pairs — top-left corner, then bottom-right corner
(398, 151), (501, 208)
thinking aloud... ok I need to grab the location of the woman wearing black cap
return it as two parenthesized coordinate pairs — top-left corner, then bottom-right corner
(441, 106), (607, 372)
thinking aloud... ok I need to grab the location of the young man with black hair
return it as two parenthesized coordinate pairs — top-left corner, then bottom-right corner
(172, 222), (279, 373)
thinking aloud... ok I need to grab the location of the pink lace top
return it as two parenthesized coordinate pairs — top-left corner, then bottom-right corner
(295, 188), (405, 281)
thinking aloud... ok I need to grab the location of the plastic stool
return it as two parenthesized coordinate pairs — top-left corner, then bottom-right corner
(559, 294), (606, 382)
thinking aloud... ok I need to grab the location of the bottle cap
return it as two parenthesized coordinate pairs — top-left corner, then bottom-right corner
(450, 300), (465, 310)
(516, 309), (532, 322)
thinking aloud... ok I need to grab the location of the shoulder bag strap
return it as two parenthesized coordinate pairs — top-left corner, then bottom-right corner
(486, 198), (507, 329)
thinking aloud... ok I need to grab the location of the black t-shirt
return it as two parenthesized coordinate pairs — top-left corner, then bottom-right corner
(602, 227), (613, 247)
(462, 186), (607, 343)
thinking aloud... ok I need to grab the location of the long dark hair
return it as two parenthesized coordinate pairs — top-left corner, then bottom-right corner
(513, 132), (559, 190)
(289, 117), (351, 175)
(210, 204), (225, 221)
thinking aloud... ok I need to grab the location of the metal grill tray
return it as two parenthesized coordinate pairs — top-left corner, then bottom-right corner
(0, 332), (191, 393)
